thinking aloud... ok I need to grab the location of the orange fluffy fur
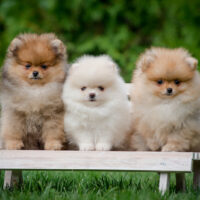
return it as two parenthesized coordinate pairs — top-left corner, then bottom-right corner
(130, 47), (200, 152)
(0, 33), (67, 150)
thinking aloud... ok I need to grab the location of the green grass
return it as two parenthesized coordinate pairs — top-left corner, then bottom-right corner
(0, 171), (200, 200)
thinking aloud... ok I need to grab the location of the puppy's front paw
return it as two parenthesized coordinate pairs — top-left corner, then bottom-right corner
(96, 143), (112, 151)
(147, 139), (160, 151)
(5, 140), (24, 150)
(162, 144), (180, 152)
(79, 143), (95, 151)
(44, 140), (62, 150)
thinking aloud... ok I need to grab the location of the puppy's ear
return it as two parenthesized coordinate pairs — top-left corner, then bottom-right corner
(137, 49), (156, 71)
(8, 37), (23, 57)
(51, 39), (66, 58)
(69, 63), (79, 75)
(185, 57), (198, 70)
(108, 62), (119, 73)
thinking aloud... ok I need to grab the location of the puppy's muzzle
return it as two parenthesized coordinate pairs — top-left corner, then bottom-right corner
(31, 71), (41, 80)
(166, 88), (173, 96)
(89, 93), (96, 101)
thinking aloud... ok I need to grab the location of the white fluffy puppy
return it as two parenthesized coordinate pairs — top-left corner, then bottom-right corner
(62, 55), (131, 151)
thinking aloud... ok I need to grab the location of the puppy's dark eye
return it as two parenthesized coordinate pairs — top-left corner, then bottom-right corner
(174, 79), (180, 85)
(98, 86), (104, 91)
(25, 64), (31, 69)
(157, 80), (163, 85)
(41, 65), (47, 69)
(81, 86), (86, 91)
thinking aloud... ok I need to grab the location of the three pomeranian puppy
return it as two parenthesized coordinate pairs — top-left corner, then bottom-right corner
(1, 33), (67, 150)
(62, 55), (131, 151)
(130, 47), (200, 152)
(1, 33), (200, 152)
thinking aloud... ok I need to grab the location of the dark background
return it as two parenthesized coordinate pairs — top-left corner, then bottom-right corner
(0, 0), (200, 81)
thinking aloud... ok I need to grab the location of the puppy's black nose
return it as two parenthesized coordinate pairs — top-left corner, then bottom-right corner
(89, 93), (96, 99)
(33, 71), (39, 77)
(167, 88), (173, 94)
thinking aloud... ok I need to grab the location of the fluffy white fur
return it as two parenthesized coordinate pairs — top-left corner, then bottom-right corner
(62, 55), (131, 151)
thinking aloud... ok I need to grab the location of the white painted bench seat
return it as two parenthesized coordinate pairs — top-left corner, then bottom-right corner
(1, 150), (200, 194)
(0, 151), (193, 172)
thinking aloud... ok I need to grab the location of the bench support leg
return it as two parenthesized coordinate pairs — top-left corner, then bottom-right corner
(176, 173), (186, 192)
(159, 173), (170, 194)
(193, 160), (200, 189)
(3, 170), (23, 189)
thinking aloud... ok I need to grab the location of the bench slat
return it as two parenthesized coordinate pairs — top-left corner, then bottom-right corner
(0, 150), (193, 172)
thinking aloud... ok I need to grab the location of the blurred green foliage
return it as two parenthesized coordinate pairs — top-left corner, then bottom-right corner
(0, 0), (200, 81)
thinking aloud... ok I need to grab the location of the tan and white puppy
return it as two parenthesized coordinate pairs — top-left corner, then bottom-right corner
(1, 33), (67, 150)
(130, 47), (200, 152)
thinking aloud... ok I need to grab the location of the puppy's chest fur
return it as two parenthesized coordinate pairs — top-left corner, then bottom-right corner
(136, 99), (200, 143)
(68, 102), (112, 130)
(6, 83), (63, 114)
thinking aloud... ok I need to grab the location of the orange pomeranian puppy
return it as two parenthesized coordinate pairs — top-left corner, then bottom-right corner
(130, 47), (200, 152)
(0, 33), (67, 150)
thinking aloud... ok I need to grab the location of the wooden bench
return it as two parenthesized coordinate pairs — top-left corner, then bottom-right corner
(0, 150), (200, 194)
